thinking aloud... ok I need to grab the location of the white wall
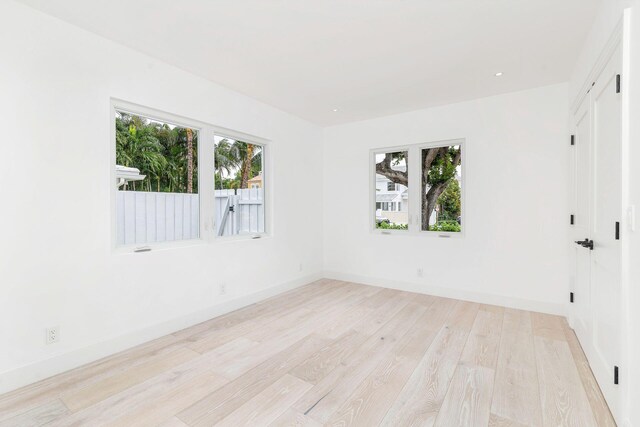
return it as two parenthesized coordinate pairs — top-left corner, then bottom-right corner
(0, 1), (323, 393)
(569, 2), (640, 424)
(323, 84), (570, 314)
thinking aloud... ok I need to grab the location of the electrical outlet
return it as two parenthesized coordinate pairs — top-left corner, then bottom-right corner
(417, 268), (424, 277)
(219, 282), (227, 296)
(46, 326), (59, 344)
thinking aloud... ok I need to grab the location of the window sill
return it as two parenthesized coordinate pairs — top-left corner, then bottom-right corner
(371, 229), (464, 239)
(212, 233), (272, 244)
(112, 233), (273, 254)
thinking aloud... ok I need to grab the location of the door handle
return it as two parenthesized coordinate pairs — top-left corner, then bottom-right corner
(574, 238), (594, 250)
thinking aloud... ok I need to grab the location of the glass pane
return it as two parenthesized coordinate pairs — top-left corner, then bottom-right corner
(214, 136), (265, 236)
(421, 145), (462, 232)
(115, 111), (199, 246)
(374, 151), (408, 230)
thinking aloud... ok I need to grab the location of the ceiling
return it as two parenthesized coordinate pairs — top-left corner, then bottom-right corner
(18, 0), (601, 126)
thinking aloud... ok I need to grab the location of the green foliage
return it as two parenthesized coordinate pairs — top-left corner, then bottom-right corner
(116, 112), (198, 193)
(214, 138), (262, 189)
(376, 222), (408, 230)
(389, 151), (406, 166)
(430, 220), (461, 232)
(213, 138), (241, 178)
(427, 146), (459, 187)
(437, 179), (461, 221)
(116, 114), (263, 193)
(214, 173), (239, 190)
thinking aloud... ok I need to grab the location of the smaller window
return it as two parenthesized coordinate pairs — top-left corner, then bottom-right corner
(374, 150), (408, 230)
(214, 136), (265, 237)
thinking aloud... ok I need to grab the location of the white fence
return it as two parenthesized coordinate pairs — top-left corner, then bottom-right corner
(116, 189), (264, 245)
(215, 188), (264, 236)
(116, 191), (199, 246)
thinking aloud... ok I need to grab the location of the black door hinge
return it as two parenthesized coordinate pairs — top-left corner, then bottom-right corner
(570, 214), (574, 225)
(229, 205), (235, 212)
(570, 135), (575, 146)
(615, 222), (620, 240)
(616, 75), (621, 93)
(570, 292), (574, 303)
(614, 366), (619, 384)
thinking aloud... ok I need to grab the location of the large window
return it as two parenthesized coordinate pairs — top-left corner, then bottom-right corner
(115, 111), (200, 246)
(113, 102), (268, 248)
(372, 140), (463, 235)
(421, 144), (462, 233)
(214, 136), (265, 236)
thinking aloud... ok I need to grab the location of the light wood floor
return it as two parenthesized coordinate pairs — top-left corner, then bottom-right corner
(0, 280), (616, 426)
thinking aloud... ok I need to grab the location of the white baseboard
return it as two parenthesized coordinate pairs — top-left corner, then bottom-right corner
(323, 271), (566, 317)
(0, 272), (322, 395)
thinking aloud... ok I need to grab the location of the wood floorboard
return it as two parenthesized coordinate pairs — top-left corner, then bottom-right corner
(534, 336), (599, 426)
(325, 300), (445, 426)
(269, 409), (322, 427)
(291, 302), (428, 424)
(379, 299), (475, 426)
(434, 364), (495, 427)
(0, 280), (616, 426)
(432, 306), (504, 427)
(490, 308), (543, 427)
(176, 334), (331, 426)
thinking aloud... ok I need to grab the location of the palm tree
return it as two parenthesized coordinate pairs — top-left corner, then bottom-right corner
(214, 139), (242, 184)
(186, 128), (194, 193)
(115, 112), (167, 191)
(228, 141), (260, 189)
(239, 144), (254, 189)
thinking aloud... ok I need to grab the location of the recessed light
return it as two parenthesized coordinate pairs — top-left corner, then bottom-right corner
(332, 108), (339, 112)
(495, 72), (503, 77)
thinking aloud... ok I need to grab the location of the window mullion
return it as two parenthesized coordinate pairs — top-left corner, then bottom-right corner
(408, 146), (421, 233)
(200, 127), (215, 241)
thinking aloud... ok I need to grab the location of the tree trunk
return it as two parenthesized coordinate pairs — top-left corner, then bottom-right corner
(375, 153), (408, 186)
(421, 147), (462, 230)
(375, 147), (461, 230)
(422, 182), (447, 230)
(240, 144), (255, 188)
(186, 128), (194, 193)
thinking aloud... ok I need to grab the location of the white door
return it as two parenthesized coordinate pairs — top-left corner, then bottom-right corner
(588, 44), (622, 418)
(571, 94), (592, 347)
(571, 44), (622, 421)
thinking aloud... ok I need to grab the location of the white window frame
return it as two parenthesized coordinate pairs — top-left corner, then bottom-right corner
(370, 138), (465, 238)
(110, 99), (271, 253)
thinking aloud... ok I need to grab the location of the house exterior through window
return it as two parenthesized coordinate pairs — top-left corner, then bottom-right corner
(372, 141), (462, 234)
(374, 155), (409, 226)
